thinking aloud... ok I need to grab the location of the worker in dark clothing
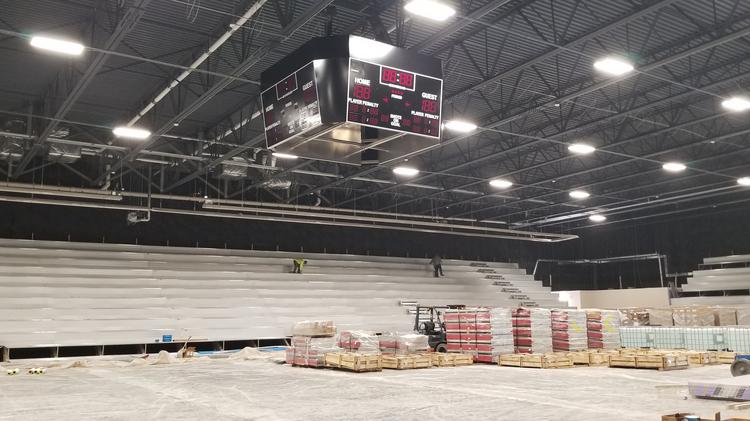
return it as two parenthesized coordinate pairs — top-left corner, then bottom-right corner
(430, 254), (444, 277)
(292, 258), (308, 274)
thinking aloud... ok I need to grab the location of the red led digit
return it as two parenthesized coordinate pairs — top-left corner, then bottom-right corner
(421, 100), (437, 114)
(401, 73), (413, 88)
(382, 68), (397, 83)
(353, 85), (371, 100)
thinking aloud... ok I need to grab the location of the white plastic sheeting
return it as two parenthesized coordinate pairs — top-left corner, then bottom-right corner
(0, 356), (744, 420)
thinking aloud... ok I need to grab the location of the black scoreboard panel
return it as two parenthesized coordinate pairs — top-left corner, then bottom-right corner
(261, 62), (321, 147)
(347, 58), (443, 139)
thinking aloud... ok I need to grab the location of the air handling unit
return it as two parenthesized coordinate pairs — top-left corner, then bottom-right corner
(260, 35), (443, 165)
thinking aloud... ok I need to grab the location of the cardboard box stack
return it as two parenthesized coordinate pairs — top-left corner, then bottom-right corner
(586, 309), (621, 349)
(512, 307), (552, 354)
(285, 320), (338, 367)
(551, 309), (588, 352)
(445, 307), (514, 363)
(379, 332), (429, 355)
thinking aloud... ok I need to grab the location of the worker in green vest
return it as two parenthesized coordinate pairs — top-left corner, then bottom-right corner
(292, 258), (308, 274)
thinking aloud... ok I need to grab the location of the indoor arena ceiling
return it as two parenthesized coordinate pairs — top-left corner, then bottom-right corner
(1, 0), (750, 232)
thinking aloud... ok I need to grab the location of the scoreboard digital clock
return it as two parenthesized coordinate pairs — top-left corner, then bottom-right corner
(347, 58), (443, 139)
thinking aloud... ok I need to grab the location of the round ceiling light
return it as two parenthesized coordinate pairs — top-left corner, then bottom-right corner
(489, 179), (513, 189)
(662, 162), (687, 172)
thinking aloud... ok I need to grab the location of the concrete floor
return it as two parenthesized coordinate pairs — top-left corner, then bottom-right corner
(0, 356), (747, 420)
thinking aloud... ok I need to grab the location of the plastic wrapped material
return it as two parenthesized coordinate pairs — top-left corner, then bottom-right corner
(672, 306), (714, 326)
(619, 326), (746, 351)
(337, 331), (380, 355)
(551, 309), (587, 352)
(512, 307), (552, 354)
(586, 309), (620, 349)
(379, 332), (428, 355)
(712, 306), (737, 326)
(735, 307), (750, 326)
(618, 308), (649, 326)
(290, 336), (338, 367)
(646, 308), (674, 326)
(445, 307), (514, 363)
(291, 320), (336, 337)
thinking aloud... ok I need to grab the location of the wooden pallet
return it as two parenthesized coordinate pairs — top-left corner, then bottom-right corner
(686, 351), (720, 366)
(432, 353), (474, 367)
(382, 354), (433, 370)
(500, 353), (572, 369)
(609, 353), (688, 371)
(568, 350), (612, 366)
(499, 354), (523, 367)
(324, 352), (382, 372)
(719, 351), (737, 364)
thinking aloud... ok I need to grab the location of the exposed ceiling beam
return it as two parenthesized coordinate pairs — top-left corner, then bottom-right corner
(13, 0), (152, 177)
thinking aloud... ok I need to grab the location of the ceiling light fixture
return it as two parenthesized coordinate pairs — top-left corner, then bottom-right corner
(662, 162), (687, 173)
(568, 143), (596, 155)
(444, 120), (477, 133)
(593, 57), (634, 76)
(112, 126), (151, 140)
(404, 0), (456, 21)
(30, 35), (85, 56)
(589, 214), (606, 222)
(272, 152), (298, 160)
(489, 179), (513, 189)
(738, 177), (750, 186)
(393, 166), (419, 177)
(569, 190), (590, 199)
(721, 96), (750, 112)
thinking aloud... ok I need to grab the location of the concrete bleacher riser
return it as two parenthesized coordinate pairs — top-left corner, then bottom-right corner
(0, 239), (560, 349)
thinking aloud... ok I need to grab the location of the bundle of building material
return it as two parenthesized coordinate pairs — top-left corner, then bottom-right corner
(609, 350), (688, 370)
(286, 320), (338, 367)
(324, 352), (382, 372)
(499, 353), (573, 369)
(648, 308), (674, 326)
(618, 308), (650, 326)
(337, 331), (380, 354)
(286, 336), (339, 367)
(379, 332), (429, 355)
(713, 306), (738, 326)
(551, 309), (587, 352)
(586, 309), (621, 349)
(736, 307), (750, 325)
(619, 308), (673, 326)
(673, 306), (715, 326)
(619, 326), (750, 352)
(512, 308), (552, 354)
(291, 320), (337, 336)
(445, 307), (513, 363)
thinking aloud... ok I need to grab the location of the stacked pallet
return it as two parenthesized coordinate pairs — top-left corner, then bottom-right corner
(445, 307), (514, 363)
(513, 308), (552, 354)
(381, 353), (432, 369)
(586, 309), (621, 349)
(286, 320), (339, 367)
(551, 309), (587, 352)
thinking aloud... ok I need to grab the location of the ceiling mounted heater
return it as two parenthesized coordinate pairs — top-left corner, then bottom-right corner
(260, 35), (443, 165)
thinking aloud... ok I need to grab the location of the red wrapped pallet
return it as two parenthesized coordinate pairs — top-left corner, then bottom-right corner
(445, 307), (513, 363)
(512, 307), (552, 354)
(551, 310), (588, 352)
(586, 309), (621, 349)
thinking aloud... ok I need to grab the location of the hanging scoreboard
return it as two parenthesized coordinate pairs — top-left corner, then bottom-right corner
(347, 59), (442, 139)
(261, 62), (321, 147)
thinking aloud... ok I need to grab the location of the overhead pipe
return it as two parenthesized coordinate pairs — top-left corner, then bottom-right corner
(127, 0), (268, 126)
(0, 183), (577, 242)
